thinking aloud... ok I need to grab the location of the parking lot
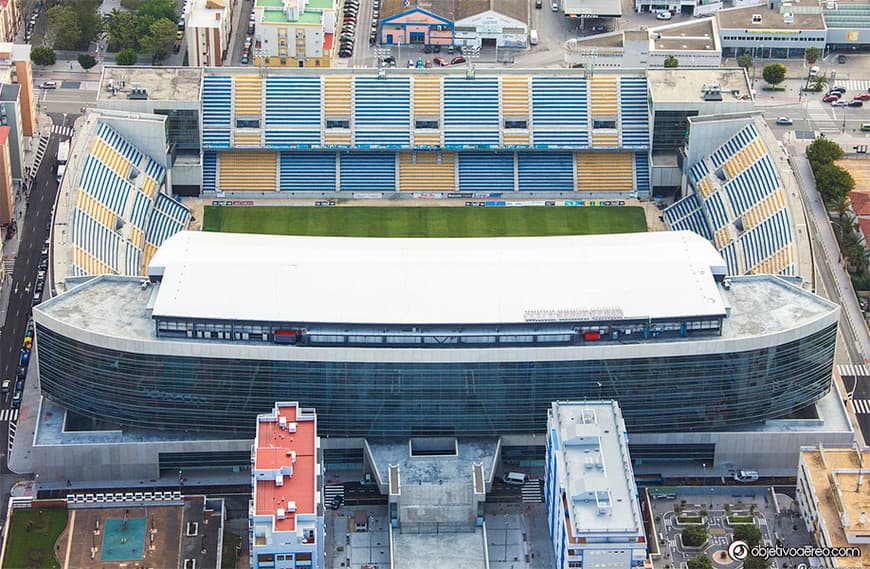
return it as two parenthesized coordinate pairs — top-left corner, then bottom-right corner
(648, 487), (813, 569)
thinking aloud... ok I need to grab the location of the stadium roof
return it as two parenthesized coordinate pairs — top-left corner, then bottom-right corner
(146, 230), (728, 326)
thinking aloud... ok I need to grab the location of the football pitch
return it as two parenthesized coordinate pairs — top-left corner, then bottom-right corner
(202, 206), (648, 237)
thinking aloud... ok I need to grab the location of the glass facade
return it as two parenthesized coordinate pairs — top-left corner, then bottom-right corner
(153, 109), (200, 154)
(652, 110), (699, 152)
(36, 324), (836, 438)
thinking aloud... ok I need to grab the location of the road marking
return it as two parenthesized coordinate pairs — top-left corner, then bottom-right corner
(852, 399), (870, 414)
(838, 364), (870, 377)
(806, 100), (840, 133)
(51, 125), (74, 138)
(836, 80), (870, 92)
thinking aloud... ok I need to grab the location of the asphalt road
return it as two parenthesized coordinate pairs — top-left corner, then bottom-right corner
(0, 112), (74, 515)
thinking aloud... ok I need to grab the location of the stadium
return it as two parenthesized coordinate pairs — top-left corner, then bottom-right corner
(22, 67), (853, 483)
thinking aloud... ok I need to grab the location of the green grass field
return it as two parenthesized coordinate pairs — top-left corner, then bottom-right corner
(203, 206), (648, 237)
(3, 508), (68, 569)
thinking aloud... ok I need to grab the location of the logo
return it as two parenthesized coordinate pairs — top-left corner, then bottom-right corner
(728, 540), (749, 561)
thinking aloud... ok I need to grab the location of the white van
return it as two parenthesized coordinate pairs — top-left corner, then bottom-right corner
(529, 29), (538, 46)
(809, 65), (820, 77)
(56, 164), (66, 183)
(503, 471), (527, 485)
(733, 470), (759, 482)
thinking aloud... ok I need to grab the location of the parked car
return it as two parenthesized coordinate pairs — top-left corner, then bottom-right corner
(535, 0), (542, 7)
(19, 348), (29, 367)
(1, 379), (9, 393)
(240, 53), (249, 64)
(450, 56), (466, 65)
(776, 116), (793, 125)
(407, 59), (415, 67)
(822, 94), (841, 103)
(656, 10), (672, 19)
(733, 470), (759, 482)
(832, 100), (848, 107)
(17, 366), (26, 380)
(432, 45), (441, 53)
(382, 55), (396, 65)
(447, 45), (455, 54)
(433, 57), (446, 66)
(837, 54), (847, 64)
(423, 44), (432, 54)
(424, 59), (432, 68)
(854, 93), (870, 101)
(40, 81), (57, 89)
(415, 58), (424, 68)
(831, 86), (847, 93)
(849, 100), (864, 107)
(11, 391), (21, 409)
(329, 495), (344, 510)
(591, 23), (606, 32)
(551, 1), (559, 10)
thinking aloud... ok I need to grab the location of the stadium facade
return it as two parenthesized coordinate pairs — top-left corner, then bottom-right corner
(34, 230), (839, 441)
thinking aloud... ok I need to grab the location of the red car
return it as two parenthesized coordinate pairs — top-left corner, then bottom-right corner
(853, 93), (870, 101)
(822, 94), (840, 103)
(450, 56), (466, 65)
(433, 57), (447, 66)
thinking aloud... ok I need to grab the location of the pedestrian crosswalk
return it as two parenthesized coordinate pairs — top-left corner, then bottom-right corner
(806, 101), (839, 134)
(324, 484), (344, 502)
(521, 479), (543, 503)
(0, 408), (19, 422)
(51, 125), (74, 139)
(832, 80), (870, 92)
(838, 364), (870, 377)
(852, 399), (870, 414)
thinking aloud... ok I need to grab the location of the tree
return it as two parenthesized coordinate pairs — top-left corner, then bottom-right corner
(682, 525), (708, 547)
(807, 137), (844, 173)
(77, 53), (97, 70)
(742, 556), (769, 569)
(842, 227), (869, 274)
(737, 53), (752, 70)
(664, 55), (679, 68)
(762, 63), (787, 86)
(120, 0), (148, 9)
(45, 5), (81, 50)
(815, 163), (855, 206)
(116, 48), (138, 65)
(687, 554), (714, 569)
(809, 74), (828, 92)
(732, 524), (763, 547)
(137, 0), (177, 23)
(805, 46), (821, 66)
(30, 46), (57, 66)
(68, 0), (103, 47)
(140, 17), (177, 60)
(105, 9), (141, 52)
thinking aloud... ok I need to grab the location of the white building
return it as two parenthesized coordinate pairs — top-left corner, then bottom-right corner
(186, 0), (235, 67)
(566, 18), (721, 68)
(251, 402), (323, 569)
(796, 445), (869, 566)
(545, 401), (647, 569)
(252, 0), (336, 68)
(453, 0), (529, 49)
(717, 3), (827, 58)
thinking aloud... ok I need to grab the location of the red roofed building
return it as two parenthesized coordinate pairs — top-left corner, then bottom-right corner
(251, 402), (323, 569)
(850, 191), (870, 247)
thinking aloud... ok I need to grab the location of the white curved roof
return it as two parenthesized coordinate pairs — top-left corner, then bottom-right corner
(147, 230), (728, 325)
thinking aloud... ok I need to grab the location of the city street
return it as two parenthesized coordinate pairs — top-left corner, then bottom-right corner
(0, 113), (74, 517)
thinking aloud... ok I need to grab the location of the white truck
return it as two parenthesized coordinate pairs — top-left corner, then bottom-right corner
(56, 140), (69, 182)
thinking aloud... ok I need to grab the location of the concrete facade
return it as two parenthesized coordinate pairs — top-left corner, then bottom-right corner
(253, 0), (336, 67)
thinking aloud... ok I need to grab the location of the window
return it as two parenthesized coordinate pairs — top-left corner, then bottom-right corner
(236, 118), (260, 129)
(153, 109), (200, 153)
(327, 119), (350, 129)
(504, 119), (528, 129)
(592, 119), (616, 129)
(415, 119), (439, 129)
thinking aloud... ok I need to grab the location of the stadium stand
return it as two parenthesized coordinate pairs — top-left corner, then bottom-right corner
(663, 120), (795, 276)
(199, 70), (649, 196)
(69, 121), (191, 277)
